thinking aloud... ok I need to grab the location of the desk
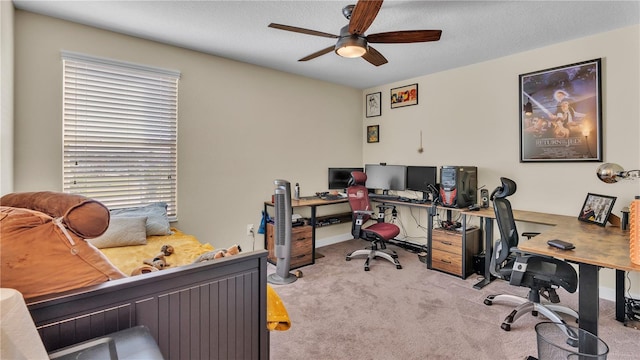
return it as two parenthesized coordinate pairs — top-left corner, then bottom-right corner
(463, 207), (639, 336)
(263, 197), (349, 268)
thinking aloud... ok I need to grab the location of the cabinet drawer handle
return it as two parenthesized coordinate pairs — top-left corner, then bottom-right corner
(295, 254), (306, 259)
(440, 259), (452, 264)
(296, 237), (307, 241)
(440, 241), (453, 246)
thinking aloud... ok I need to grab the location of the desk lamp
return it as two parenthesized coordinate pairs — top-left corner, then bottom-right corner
(597, 163), (640, 265)
(596, 163), (640, 183)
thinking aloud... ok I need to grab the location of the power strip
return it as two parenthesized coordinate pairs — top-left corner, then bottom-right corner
(388, 239), (427, 253)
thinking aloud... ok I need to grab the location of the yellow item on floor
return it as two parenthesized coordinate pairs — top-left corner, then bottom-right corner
(267, 284), (291, 331)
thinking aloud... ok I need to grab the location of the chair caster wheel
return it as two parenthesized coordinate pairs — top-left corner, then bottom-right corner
(346, 257), (351, 261)
(396, 265), (402, 269)
(364, 267), (370, 271)
(484, 299), (492, 306)
(501, 323), (511, 331)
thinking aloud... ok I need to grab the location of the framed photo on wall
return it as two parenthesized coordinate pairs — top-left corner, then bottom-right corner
(519, 58), (602, 162)
(390, 83), (418, 109)
(366, 92), (381, 117)
(578, 193), (616, 226)
(367, 125), (379, 143)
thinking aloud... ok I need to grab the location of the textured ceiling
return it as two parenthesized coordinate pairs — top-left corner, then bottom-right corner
(13, 0), (640, 89)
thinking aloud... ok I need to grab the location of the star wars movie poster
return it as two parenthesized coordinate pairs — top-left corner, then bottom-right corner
(519, 59), (602, 162)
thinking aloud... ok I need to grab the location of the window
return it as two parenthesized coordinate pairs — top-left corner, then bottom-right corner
(62, 51), (180, 220)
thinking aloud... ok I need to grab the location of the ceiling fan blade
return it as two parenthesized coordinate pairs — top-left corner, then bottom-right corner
(362, 46), (388, 66)
(268, 23), (338, 39)
(367, 30), (442, 43)
(348, 0), (384, 35)
(299, 46), (335, 62)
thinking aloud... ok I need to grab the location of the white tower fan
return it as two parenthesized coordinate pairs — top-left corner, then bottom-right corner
(267, 179), (297, 285)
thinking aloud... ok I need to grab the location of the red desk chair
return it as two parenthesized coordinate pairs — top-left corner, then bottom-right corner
(345, 171), (402, 271)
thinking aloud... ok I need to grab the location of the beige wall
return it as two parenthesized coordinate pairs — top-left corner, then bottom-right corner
(1, 1), (14, 194)
(363, 25), (640, 299)
(11, 10), (362, 251)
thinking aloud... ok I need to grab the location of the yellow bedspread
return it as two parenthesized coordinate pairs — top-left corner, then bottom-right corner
(99, 227), (214, 276)
(99, 227), (291, 331)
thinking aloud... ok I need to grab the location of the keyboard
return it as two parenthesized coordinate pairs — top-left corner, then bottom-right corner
(369, 194), (400, 201)
(321, 195), (341, 201)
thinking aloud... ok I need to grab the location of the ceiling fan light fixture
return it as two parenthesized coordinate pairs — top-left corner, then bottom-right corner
(335, 36), (367, 58)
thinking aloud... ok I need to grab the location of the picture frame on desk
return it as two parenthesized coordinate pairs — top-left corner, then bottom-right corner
(519, 58), (602, 163)
(578, 193), (616, 226)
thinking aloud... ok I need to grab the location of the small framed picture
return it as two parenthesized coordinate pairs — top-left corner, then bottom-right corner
(367, 125), (379, 143)
(390, 83), (418, 109)
(366, 92), (381, 117)
(578, 193), (616, 226)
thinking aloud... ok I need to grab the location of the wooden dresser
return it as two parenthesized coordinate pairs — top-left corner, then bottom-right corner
(430, 227), (481, 278)
(265, 223), (313, 269)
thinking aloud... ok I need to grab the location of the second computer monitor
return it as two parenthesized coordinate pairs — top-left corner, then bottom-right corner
(328, 167), (364, 191)
(406, 166), (438, 200)
(364, 164), (407, 193)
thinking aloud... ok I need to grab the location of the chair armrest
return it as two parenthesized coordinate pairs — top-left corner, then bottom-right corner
(352, 210), (373, 238)
(509, 255), (531, 287)
(522, 232), (540, 239)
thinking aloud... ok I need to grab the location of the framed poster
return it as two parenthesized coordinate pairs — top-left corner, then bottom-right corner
(519, 58), (602, 162)
(367, 125), (379, 143)
(578, 193), (616, 226)
(366, 92), (381, 117)
(390, 83), (418, 109)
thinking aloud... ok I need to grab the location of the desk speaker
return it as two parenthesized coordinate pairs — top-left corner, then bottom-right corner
(481, 189), (489, 208)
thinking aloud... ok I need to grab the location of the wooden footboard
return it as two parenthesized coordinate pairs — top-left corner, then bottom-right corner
(27, 250), (269, 360)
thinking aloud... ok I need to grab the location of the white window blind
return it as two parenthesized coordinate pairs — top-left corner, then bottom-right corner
(62, 51), (180, 220)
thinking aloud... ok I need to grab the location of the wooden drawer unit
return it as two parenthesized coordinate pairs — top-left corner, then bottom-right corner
(266, 223), (314, 269)
(430, 228), (481, 278)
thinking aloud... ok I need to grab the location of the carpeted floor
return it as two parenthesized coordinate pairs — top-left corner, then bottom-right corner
(268, 239), (640, 360)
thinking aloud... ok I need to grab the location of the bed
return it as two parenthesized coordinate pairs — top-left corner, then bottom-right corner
(1, 192), (270, 359)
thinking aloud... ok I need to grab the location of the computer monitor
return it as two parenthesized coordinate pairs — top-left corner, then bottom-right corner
(364, 164), (407, 193)
(328, 167), (364, 190)
(406, 166), (438, 200)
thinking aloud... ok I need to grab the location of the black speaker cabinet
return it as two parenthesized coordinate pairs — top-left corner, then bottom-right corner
(439, 166), (478, 208)
(480, 188), (489, 208)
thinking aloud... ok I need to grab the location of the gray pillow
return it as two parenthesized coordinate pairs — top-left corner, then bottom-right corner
(88, 216), (148, 249)
(110, 202), (171, 236)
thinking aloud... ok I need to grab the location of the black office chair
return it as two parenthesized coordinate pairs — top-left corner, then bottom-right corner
(483, 177), (579, 331)
(345, 171), (402, 271)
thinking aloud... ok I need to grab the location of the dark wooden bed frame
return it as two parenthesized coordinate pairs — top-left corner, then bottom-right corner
(27, 250), (270, 360)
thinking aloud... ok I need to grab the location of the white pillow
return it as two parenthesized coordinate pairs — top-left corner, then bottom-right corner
(110, 202), (171, 236)
(88, 216), (148, 249)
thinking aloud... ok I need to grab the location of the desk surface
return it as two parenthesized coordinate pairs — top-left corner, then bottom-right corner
(464, 207), (639, 273)
(265, 197), (348, 207)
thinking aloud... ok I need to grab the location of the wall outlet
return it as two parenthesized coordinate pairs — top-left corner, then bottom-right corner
(246, 224), (254, 236)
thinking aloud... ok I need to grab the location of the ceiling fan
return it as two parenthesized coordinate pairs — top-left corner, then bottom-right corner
(268, 0), (442, 66)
